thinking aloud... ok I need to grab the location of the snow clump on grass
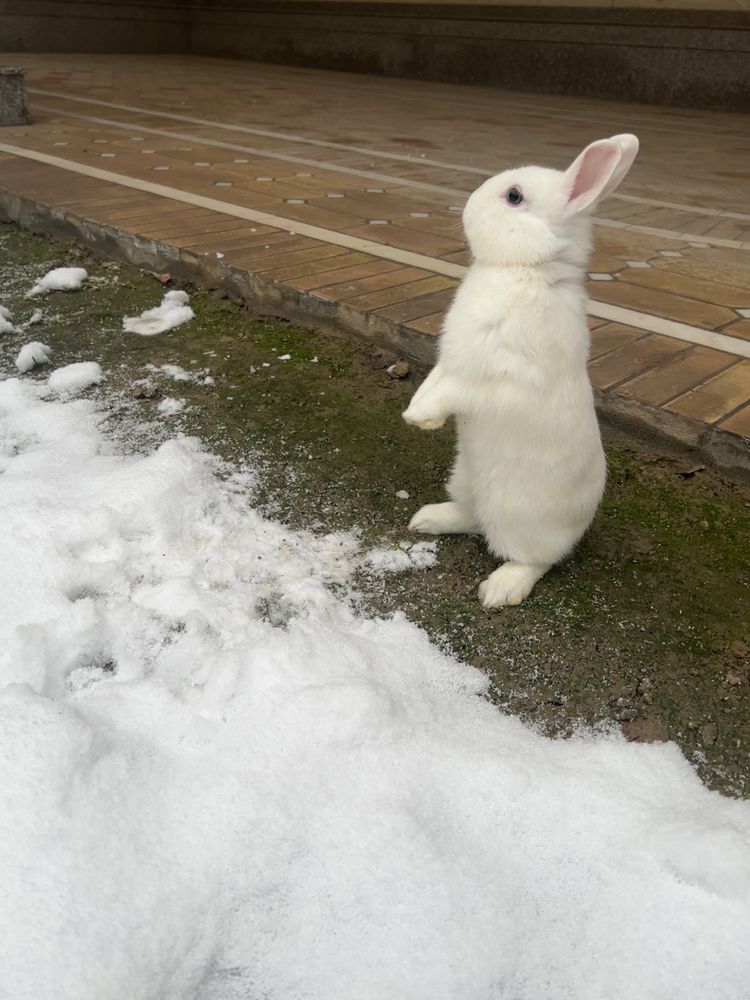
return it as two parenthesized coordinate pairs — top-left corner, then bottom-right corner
(123, 290), (194, 336)
(47, 361), (103, 396)
(27, 267), (88, 297)
(15, 342), (52, 372)
(0, 304), (16, 334)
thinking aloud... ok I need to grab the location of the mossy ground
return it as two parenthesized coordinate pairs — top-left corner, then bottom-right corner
(2, 223), (749, 795)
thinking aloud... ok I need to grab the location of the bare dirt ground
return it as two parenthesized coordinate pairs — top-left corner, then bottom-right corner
(2, 223), (748, 796)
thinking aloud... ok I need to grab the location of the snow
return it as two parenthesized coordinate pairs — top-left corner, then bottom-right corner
(149, 363), (213, 385)
(157, 396), (187, 416)
(15, 341), (52, 372)
(28, 266), (88, 296)
(0, 304), (15, 334)
(47, 361), (103, 396)
(2, 307), (45, 335)
(158, 363), (192, 381)
(0, 376), (749, 1000)
(25, 309), (43, 326)
(123, 290), (195, 336)
(365, 539), (437, 571)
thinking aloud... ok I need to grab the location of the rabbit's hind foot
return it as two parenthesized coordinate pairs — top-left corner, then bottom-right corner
(478, 562), (549, 608)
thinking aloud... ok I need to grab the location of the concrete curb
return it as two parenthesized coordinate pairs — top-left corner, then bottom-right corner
(2, 185), (749, 480)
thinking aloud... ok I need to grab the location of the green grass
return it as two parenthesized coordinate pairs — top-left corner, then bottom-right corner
(2, 222), (749, 795)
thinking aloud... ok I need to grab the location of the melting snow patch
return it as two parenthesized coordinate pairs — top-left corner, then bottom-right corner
(24, 310), (44, 327)
(0, 305), (15, 334)
(47, 361), (103, 396)
(123, 290), (194, 336)
(158, 363), (192, 381)
(0, 378), (749, 999)
(149, 363), (212, 385)
(157, 396), (187, 416)
(15, 342), (52, 373)
(28, 267), (88, 297)
(364, 540), (437, 572)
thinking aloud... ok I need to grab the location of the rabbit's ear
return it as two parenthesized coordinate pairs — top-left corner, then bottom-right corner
(564, 134), (639, 214)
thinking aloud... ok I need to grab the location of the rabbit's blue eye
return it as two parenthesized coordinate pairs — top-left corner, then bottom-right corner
(505, 186), (524, 206)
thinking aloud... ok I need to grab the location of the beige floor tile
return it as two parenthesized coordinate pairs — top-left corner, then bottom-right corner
(616, 346), (736, 406)
(667, 361), (750, 423)
(589, 335), (687, 390)
(1, 53), (748, 446)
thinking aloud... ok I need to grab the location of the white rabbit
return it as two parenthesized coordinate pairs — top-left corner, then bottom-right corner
(403, 134), (640, 607)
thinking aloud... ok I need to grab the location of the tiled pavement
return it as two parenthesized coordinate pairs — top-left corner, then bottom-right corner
(1, 55), (749, 467)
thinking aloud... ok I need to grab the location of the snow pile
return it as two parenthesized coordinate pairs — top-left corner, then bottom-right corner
(157, 396), (187, 416)
(159, 363), (192, 381)
(123, 290), (195, 336)
(47, 361), (103, 396)
(0, 304), (16, 334)
(15, 342), (52, 373)
(0, 376), (749, 1000)
(28, 266), (88, 296)
(150, 362), (214, 386)
(365, 539), (437, 571)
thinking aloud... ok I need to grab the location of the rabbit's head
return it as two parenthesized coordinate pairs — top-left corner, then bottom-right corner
(463, 134), (639, 268)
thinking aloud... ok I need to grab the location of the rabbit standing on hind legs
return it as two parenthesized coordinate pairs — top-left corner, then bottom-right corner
(403, 134), (640, 608)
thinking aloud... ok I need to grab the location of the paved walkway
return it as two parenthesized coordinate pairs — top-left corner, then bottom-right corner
(1, 55), (749, 463)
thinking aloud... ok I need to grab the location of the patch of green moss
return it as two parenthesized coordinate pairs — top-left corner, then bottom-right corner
(2, 222), (748, 796)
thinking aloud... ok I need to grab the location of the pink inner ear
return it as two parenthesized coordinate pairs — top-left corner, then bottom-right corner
(568, 145), (618, 205)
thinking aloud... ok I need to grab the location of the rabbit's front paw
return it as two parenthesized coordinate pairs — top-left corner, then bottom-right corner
(409, 502), (477, 535)
(402, 406), (447, 431)
(478, 563), (549, 608)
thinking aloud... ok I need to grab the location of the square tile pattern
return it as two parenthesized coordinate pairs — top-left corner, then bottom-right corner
(0, 53), (748, 446)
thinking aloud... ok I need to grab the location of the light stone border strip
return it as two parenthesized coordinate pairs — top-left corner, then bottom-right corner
(30, 89), (750, 228)
(199, 63), (748, 142)
(33, 104), (471, 200)
(585, 301), (750, 359)
(0, 139), (466, 275)
(28, 103), (750, 252)
(0, 138), (748, 363)
(31, 72), (745, 148)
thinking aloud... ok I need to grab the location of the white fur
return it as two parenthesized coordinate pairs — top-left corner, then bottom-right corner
(403, 135), (639, 607)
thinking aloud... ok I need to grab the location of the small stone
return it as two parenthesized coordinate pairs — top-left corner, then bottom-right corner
(635, 677), (653, 704)
(730, 640), (749, 659)
(621, 717), (668, 743)
(395, 490), (410, 500)
(677, 464), (705, 479)
(387, 360), (411, 379)
(725, 672), (743, 687)
(616, 708), (638, 722)
(151, 272), (172, 285)
(699, 722), (718, 746)
(630, 535), (654, 555)
(130, 380), (161, 400)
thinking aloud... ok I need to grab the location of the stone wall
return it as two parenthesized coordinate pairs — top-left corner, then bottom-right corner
(0, 0), (747, 111)
(188, 2), (750, 111)
(0, 0), (190, 53)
